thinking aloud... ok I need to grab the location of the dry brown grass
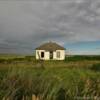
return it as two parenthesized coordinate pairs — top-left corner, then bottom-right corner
(0, 60), (100, 69)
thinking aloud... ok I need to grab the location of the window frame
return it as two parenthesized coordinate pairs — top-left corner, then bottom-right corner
(56, 51), (60, 58)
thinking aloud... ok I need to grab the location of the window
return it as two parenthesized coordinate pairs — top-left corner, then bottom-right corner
(56, 51), (60, 58)
(41, 52), (44, 58)
(50, 51), (53, 59)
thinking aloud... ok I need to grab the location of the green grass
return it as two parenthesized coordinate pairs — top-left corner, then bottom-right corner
(0, 65), (100, 100)
(0, 55), (100, 64)
(65, 55), (100, 61)
(0, 54), (25, 59)
(0, 55), (100, 100)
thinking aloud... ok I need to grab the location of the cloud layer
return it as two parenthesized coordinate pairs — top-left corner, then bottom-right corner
(0, 0), (100, 54)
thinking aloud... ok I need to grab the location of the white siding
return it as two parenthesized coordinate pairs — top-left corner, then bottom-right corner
(36, 50), (65, 60)
(36, 50), (50, 60)
(53, 51), (56, 60)
(44, 51), (50, 60)
(54, 50), (65, 60)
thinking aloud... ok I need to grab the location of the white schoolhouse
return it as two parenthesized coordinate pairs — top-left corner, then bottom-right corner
(35, 42), (66, 60)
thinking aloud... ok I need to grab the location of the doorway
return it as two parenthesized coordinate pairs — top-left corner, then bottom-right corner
(50, 51), (53, 59)
(41, 52), (44, 58)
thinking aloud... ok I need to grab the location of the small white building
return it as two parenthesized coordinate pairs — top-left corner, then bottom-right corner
(35, 42), (66, 60)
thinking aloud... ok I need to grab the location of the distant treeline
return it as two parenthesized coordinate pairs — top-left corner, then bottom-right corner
(0, 55), (100, 63)
(0, 56), (35, 63)
(65, 55), (100, 61)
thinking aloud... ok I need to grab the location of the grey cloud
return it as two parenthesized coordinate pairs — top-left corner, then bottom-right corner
(0, 0), (100, 54)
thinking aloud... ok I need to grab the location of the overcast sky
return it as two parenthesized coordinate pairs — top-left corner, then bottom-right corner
(0, 0), (100, 55)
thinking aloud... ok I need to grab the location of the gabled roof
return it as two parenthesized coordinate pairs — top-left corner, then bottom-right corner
(35, 42), (66, 51)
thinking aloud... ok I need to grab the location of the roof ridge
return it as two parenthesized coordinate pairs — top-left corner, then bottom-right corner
(35, 42), (65, 50)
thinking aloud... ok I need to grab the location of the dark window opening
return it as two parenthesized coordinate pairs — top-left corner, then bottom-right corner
(41, 52), (44, 58)
(50, 51), (53, 59)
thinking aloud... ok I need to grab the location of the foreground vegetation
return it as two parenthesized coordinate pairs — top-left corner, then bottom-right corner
(0, 54), (100, 100)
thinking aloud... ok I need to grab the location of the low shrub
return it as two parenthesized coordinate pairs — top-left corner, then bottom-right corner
(90, 63), (100, 71)
(65, 55), (100, 62)
(0, 59), (6, 63)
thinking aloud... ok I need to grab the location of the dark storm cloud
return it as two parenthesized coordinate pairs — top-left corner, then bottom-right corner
(0, 0), (100, 54)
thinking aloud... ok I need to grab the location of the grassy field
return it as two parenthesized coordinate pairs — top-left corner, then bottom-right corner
(0, 54), (100, 100)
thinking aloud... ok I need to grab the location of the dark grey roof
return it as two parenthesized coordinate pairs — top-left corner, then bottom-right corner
(35, 42), (66, 51)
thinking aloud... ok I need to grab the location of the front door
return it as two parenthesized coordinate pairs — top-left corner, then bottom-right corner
(50, 51), (53, 59)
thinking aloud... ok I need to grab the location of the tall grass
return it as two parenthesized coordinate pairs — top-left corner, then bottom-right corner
(0, 66), (100, 100)
(0, 55), (100, 99)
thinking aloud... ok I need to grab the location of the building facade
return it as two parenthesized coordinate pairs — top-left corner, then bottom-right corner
(35, 42), (66, 60)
